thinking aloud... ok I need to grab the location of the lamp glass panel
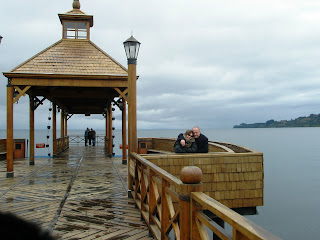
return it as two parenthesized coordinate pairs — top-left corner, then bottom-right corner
(124, 43), (130, 59)
(129, 42), (136, 58)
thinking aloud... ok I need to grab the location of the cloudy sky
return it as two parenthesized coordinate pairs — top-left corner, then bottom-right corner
(1, 0), (320, 130)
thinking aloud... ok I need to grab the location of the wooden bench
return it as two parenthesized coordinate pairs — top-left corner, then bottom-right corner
(0, 152), (6, 160)
(144, 149), (173, 155)
(0, 139), (6, 160)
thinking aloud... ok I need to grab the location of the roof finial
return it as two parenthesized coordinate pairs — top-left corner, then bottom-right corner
(73, 0), (80, 10)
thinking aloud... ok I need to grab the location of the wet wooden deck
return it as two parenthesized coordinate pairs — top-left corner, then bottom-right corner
(0, 146), (153, 239)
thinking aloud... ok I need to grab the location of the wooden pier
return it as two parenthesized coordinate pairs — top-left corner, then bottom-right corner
(0, 146), (152, 240)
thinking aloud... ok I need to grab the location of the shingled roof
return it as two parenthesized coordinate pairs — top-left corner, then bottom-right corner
(9, 39), (128, 76)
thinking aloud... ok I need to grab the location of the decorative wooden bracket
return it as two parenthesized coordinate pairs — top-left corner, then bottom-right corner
(67, 114), (73, 120)
(32, 97), (47, 110)
(13, 86), (31, 104)
(114, 88), (128, 102)
(113, 98), (125, 111)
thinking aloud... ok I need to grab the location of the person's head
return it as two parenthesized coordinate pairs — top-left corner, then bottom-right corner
(192, 126), (201, 139)
(185, 130), (194, 140)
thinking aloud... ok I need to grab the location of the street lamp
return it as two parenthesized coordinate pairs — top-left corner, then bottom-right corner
(123, 35), (140, 193)
(123, 35), (141, 64)
(0, 35), (3, 45)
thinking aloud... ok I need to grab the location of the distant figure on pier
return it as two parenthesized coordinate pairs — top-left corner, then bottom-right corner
(84, 128), (89, 146)
(91, 128), (96, 146)
(177, 126), (208, 153)
(174, 130), (198, 153)
(0, 212), (55, 239)
(88, 128), (92, 145)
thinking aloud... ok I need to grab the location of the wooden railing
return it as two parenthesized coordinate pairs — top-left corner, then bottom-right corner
(0, 139), (7, 160)
(130, 153), (280, 240)
(69, 135), (106, 146)
(191, 192), (281, 240)
(55, 136), (69, 154)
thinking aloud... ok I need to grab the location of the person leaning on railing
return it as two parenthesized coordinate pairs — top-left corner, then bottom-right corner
(174, 130), (198, 153)
(177, 126), (208, 153)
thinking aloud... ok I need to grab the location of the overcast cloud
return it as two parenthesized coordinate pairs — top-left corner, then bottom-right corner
(1, 0), (320, 130)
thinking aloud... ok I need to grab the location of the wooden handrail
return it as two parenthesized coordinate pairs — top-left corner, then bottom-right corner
(131, 153), (183, 187)
(191, 192), (281, 240)
(130, 151), (280, 240)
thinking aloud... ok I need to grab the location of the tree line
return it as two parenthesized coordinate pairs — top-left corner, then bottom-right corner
(233, 113), (320, 128)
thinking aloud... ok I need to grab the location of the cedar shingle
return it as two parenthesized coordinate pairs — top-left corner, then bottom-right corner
(10, 40), (127, 76)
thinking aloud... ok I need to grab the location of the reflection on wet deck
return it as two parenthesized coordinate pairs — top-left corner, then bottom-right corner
(0, 146), (153, 239)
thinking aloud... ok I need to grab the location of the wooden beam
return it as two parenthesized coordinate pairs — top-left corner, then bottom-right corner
(11, 78), (128, 88)
(4, 73), (128, 80)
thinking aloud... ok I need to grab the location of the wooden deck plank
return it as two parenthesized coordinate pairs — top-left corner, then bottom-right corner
(0, 146), (154, 240)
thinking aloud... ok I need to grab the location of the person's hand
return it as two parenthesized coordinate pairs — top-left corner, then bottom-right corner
(180, 139), (186, 146)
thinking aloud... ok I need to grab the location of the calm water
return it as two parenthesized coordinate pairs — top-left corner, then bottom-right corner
(1, 127), (319, 239)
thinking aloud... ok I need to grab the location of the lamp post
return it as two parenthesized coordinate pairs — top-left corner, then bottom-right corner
(123, 35), (140, 192)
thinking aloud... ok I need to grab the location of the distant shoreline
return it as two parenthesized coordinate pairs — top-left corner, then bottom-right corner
(234, 113), (320, 128)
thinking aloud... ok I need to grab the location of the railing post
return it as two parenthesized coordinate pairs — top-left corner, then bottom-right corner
(233, 229), (250, 240)
(179, 166), (203, 240)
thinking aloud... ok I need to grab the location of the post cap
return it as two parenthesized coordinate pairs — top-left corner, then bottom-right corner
(180, 166), (202, 184)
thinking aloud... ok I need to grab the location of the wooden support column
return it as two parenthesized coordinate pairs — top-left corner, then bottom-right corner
(105, 113), (108, 148)
(108, 104), (113, 156)
(60, 108), (65, 151)
(52, 102), (57, 156)
(64, 113), (67, 137)
(128, 63), (137, 154)
(127, 63), (137, 191)
(127, 100), (132, 192)
(29, 96), (35, 165)
(6, 85), (14, 178)
(122, 99), (127, 164)
(60, 108), (64, 139)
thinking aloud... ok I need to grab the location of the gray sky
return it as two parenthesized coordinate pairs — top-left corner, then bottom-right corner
(1, 0), (320, 130)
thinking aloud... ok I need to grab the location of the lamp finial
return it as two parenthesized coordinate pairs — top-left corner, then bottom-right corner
(73, 0), (80, 10)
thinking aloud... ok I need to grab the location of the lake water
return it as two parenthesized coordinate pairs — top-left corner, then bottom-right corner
(1, 127), (319, 239)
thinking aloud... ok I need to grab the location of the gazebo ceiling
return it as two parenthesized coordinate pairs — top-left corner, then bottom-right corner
(27, 86), (126, 114)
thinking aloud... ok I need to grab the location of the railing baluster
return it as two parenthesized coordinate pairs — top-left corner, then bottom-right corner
(141, 165), (147, 212)
(149, 169), (156, 226)
(161, 178), (170, 240)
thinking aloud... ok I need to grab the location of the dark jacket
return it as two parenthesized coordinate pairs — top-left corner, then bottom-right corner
(174, 138), (198, 153)
(177, 133), (208, 153)
(195, 134), (208, 153)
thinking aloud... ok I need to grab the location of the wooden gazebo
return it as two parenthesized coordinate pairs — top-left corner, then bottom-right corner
(3, 0), (135, 178)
